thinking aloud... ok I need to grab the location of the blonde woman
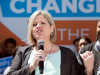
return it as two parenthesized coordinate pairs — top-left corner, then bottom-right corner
(8, 10), (80, 75)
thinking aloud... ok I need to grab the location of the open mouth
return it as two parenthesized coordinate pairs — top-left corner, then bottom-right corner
(36, 29), (42, 33)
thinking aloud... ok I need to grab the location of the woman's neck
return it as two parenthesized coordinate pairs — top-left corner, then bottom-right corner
(35, 40), (53, 54)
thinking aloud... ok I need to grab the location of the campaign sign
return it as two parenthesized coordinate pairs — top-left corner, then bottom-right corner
(0, 56), (12, 74)
(0, 0), (100, 50)
(1, 0), (100, 17)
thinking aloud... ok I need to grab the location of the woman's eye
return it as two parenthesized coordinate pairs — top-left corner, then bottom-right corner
(33, 24), (37, 26)
(42, 22), (45, 24)
(79, 44), (82, 46)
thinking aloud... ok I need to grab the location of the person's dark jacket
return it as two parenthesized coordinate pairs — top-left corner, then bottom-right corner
(8, 45), (80, 75)
(77, 42), (100, 75)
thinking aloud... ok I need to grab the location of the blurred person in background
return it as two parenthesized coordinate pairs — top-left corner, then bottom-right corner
(73, 37), (81, 56)
(0, 41), (4, 58)
(78, 37), (92, 50)
(3, 38), (16, 58)
(0, 41), (1, 51)
(3, 46), (20, 75)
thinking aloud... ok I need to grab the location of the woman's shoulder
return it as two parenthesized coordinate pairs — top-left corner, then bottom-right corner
(19, 45), (33, 50)
(17, 45), (33, 54)
(59, 46), (72, 51)
(59, 46), (75, 55)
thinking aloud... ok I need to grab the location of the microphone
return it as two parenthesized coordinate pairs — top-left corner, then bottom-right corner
(37, 39), (45, 74)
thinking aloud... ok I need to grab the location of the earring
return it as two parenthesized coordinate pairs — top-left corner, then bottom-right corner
(51, 33), (52, 36)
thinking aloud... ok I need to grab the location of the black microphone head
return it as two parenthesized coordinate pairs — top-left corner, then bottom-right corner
(37, 39), (45, 46)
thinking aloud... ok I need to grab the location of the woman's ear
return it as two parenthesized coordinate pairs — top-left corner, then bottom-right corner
(51, 25), (54, 33)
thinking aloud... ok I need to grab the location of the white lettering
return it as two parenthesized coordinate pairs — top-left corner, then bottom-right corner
(57, 29), (67, 41)
(0, 60), (10, 67)
(81, 29), (89, 37)
(44, 0), (60, 13)
(62, 0), (77, 13)
(79, 0), (94, 13)
(68, 29), (79, 41)
(96, 0), (100, 13)
(27, 0), (41, 13)
(10, 0), (25, 13)
(9, 0), (100, 15)
(57, 28), (90, 41)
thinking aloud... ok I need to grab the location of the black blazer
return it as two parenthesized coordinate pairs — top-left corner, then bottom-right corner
(8, 45), (80, 75)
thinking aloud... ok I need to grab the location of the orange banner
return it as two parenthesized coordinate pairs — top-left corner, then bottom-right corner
(55, 20), (97, 45)
(0, 22), (27, 46)
(0, 21), (98, 46)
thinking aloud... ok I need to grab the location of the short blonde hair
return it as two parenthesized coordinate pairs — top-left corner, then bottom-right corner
(27, 10), (57, 45)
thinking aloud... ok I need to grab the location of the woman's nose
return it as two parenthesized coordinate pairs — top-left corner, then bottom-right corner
(37, 23), (42, 27)
(37, 23), (41, 26)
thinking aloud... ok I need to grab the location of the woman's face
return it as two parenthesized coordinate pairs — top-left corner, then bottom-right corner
(78, 39), (89, 50)
(32, 15), (54, 41)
